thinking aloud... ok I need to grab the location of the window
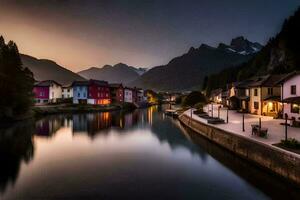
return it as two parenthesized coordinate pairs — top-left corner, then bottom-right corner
(254, 102), (259, 109)
(254, 89), (258, 96)
(291, 85), (296, 95)
(291, 104), (300, 113)
(77, 93), (80, 97)
(62, 94), (64, 98)
(267, 88), (273, 95)
(67, 89), (70, 92)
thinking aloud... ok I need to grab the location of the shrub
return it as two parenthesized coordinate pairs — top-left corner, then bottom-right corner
(280, 138), (300, 149)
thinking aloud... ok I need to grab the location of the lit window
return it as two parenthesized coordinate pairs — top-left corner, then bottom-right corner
(291, 104), (300, 113)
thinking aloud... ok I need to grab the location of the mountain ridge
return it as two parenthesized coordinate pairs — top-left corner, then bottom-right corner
(129, 37), (262, 91)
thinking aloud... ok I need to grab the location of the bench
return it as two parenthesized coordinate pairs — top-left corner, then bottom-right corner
(251, 125), (268, 138)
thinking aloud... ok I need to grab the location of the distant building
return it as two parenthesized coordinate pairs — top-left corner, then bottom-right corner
(210, 88), (222, 103)
(33, 80), (62, 104)
(72, 81), (89, 104)
(279, 72), (300, 121)
(124, 87), (133, 103)
(62, 85), (73, 99)
(88, 80), (111, 105)
(109, 83), (124, 103)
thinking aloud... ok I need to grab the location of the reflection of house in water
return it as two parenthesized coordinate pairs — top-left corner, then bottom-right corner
(35, 116), (64, 137)
(72, 112), (117, 138)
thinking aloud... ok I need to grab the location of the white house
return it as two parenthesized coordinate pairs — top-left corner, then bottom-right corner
(279, 72), (300, 121)
(124, 87), (133, 103)
(62, 85), (73, 99)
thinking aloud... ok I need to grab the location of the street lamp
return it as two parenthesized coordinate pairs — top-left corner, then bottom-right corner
(242, 113), (245, 132)
(285, 113), (288, 141)
(226, 107), (229, 123)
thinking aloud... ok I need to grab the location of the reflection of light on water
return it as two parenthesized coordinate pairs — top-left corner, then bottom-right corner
(147, 107), (153, 125)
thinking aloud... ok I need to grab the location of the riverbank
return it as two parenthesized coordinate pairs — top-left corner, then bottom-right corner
(32, 103), (138, 117)
(178, 111), (300, 186)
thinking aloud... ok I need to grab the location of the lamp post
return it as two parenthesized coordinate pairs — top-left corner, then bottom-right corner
(211, 103), (214, 118)
(242, 113), (245, 132)
(226, 107), (229, 123)
(285, 113), (288, 141)
(218, 106), (221, 119)
(259, 117), (261, 129)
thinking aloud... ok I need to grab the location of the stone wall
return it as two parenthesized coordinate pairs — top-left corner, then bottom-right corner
(179, 114), (300, 185)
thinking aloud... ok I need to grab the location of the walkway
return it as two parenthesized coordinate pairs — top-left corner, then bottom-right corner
(184, 104), (300, 145)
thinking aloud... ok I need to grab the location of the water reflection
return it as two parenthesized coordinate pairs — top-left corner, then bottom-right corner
(0, 121), (34, 193)
(0, 106), (299, 200)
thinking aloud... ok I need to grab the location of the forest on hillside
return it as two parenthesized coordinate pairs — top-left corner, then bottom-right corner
(204, 6), (300, 95)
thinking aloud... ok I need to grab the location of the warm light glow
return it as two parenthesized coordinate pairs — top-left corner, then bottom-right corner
(97, 99), (111, 105)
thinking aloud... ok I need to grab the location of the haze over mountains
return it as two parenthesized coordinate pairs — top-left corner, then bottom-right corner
(78, 63), (147, 84)
(130, 37), (262, 91)
(21, 36), (262, 91)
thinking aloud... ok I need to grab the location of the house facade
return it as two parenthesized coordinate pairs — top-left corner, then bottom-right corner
(62, 86), (73, 99)
(210, 88), (222, 103)
(72, 81), (89, 104)
(88, 80), (111, 105)
(109, 83), (124, 103)
(33, 80), (62, 104)
(124, 87), (133, 103)
(280, 72), (300, 120)
(248, 75), (284, 117)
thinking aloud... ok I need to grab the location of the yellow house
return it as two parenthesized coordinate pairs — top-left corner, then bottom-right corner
(248, 75), (286, 117)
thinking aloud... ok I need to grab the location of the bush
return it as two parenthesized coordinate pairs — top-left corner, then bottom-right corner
(280, 138), (300, 149)
(182, 91), (207, 107)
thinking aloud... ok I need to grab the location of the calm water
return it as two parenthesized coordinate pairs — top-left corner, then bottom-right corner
(1, 106), (299, 200)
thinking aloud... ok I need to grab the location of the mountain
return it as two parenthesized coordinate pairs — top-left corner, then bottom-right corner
(218, 36), (263, 55)
(204, 7), (300, 94)
(21, 54), (85, 85)
(78, 63), (142, 84)
(130, 37), (261, 91)
(238, 7), (300, 78)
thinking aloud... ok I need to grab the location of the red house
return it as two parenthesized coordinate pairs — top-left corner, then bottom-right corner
(88, 80), (111, 105)
(109, 83), (124, 103)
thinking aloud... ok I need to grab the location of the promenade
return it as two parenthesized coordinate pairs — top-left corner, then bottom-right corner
(184, 104), (300, 146)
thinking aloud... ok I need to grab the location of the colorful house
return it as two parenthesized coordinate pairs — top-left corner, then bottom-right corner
(248, 75), (286, 117)
(124, 87), (133, 103)
(33, 80), (62, 104)
(72, 81), (89, 104)
(279, 72), (300, 121)
(109, 83), (124, 103)
(88, 80), (111, 105)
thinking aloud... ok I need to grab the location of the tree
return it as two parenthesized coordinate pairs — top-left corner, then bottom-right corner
(0, 36), (34, 121)
(182, 91), (206, 107)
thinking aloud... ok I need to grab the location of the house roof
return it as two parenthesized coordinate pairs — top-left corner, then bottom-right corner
(210, 88), (222, 97)
(89, 79), (108, 86)
(72, 80), (89, 86)
(276, 71), (300, 84)
(282, 96), (300, 104)
(34, 80), (61, 87)
(244, 74), (289, 88)
(109, 83), (123, 88)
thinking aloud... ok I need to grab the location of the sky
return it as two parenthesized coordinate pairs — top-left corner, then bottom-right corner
(0, 0), (299, 72)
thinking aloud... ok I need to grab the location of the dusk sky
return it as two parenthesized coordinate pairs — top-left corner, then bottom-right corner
(0, 0), (299, 72)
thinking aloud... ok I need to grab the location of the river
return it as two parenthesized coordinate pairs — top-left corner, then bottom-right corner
(0, 106), (299, 200)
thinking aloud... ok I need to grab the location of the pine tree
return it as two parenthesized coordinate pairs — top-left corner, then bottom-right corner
(0, 36), (34, 121)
